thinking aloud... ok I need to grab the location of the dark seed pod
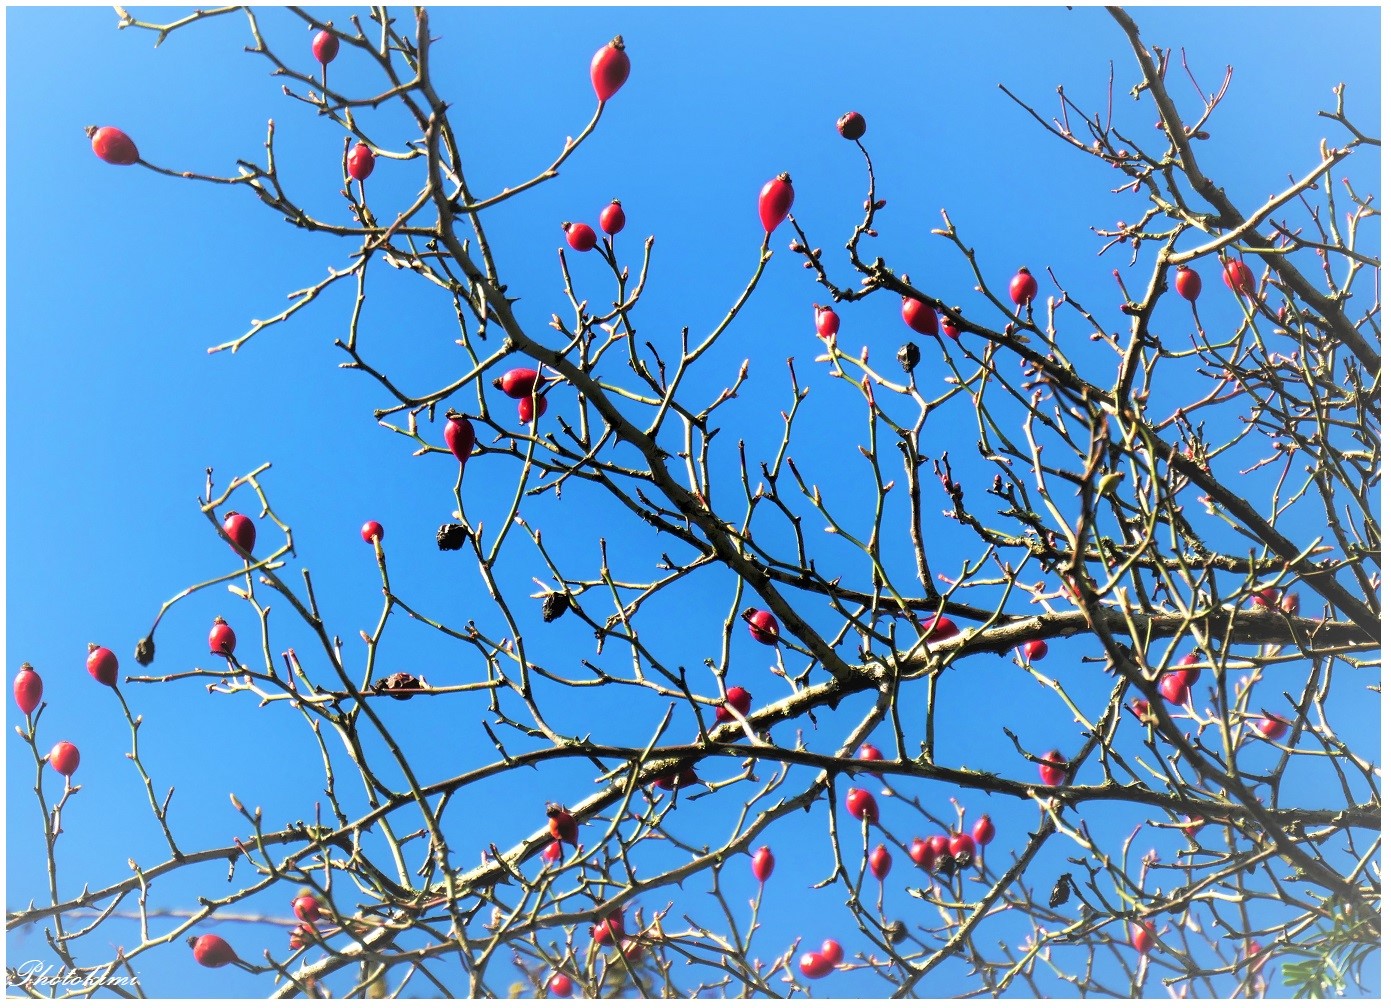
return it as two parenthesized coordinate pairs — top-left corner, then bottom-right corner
(541, 592), (570, 623)
(935, 854), (959, 878)
(372, 672), (426, 700)
(884, 920), (908, 944)
(134, 636), (156, 667)
(436, 523), (469, 551)
(1049, 873), (1073, 908)
(897, 342), (921, 373)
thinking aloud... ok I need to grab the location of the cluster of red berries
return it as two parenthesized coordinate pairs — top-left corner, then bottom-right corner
(798, 938), (844, 979)
(494, 365), (551, 424)
(563, 200), (626, 254)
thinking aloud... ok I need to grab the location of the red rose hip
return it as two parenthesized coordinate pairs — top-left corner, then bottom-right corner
(1130, 921), (1156, 955)
(799, 951), (833, 979)
(546, 802), (579, 847)
(758, 173), (794, 233)
(190, 934), (238, 968)
(836, 111), (866, 141)
(86, 125), (139, 166)
(590, 36), (630, 102)
(920, 615), (958, 642)
(361, 520), (384, 544)
(548, 974), (574, 998)
(1022, 640), (1047, 661)
(1254, 712), (1289, 741)
(443, 410), (476, 466)
(599, 199), (626, 235)
(948, 832), (976, 863)
(814, 304), (840, 339)
(86, 644), (119, 688)
(311, 29), (339, 65)
(292, 893), (322, 923)
(752, 844), (775, 883)
(1009, 267), (1039, 306)
(971, 813), (995, 846)
(518, 395), (548, 424)
(1174, 265), (1201, 302)
(346, 142), (375, 181)
(845, 787), (879, 824)
(820, 939), (844, 965)
(715, 685), (753, 724)
(223, 511), (256, 555)
(1038, 749), (1066, 787)
(1222, 258), (1255, 295)
(48, 741), (80, 777)
(208, 616), (237, 657)
(563, 221), (597, 252)
(743, 608), (780, 645)
(494, 367), (542, 399)
(901, 296), (939, 336)
(1158, 672), (1190, 706)
(14, 663), (42, 715)
(591, 914), (624, 946)
(869, 843), (892, 880)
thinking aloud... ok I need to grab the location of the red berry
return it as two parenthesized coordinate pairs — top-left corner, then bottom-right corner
(869, 843), (892, 880)
(1222, 259), (1255, 295)
(1038, 750), (1066, 787)
(927, 835), (950, 860)
(86, 644), (119, 688)
(1022, 639), (1047, 662)
(563, 222), (597, 252)
(654, 763), (699, 790)
(599, 200), (626, 236)
(948, 832), (976, 864)
(941, 310), (961, 340)
(901, 296), (939, 336)
(494, 367), (542, 399)
(292, 894), (322, 923)
(836, 111), (866, 141)
(548, 974), (574, 998)
(541, 839), (563, 864)
(208, 616), (237, 657)
(48, 741), (80, 777)
(443, 410), (476, 467)
(1130, 920), (1156, 955)
(1250, 587), (1281, 609)
(814, 304), (840, 339)
(752, 845), (775, 883)
(346, 142), (376, 182)
(1180, 818), (1203, 840)
(1009, 267), (1039, 307)
(1254, 712), (1288, 741)
(744, 608), (780, 645)
(1174, 265), (1201, 302)
(908, 838), (930, 867)
(972, 814), (995, 847)
(289, 923), (316, 950)
(1129, 698), (1154, 723)
(591, 914), (624, 946)
(857, 742), (885, 778)
(820, 939), (844, 966)
(14, 663), (43, 715)
(546, 802), (579, 847)
(518, 395), (548, 424)
(798, 951), (833, 979)
(1281, 592), (1301, 616)
(223, 511), (256, 555)
(86, 126), (139, 166)
(1159, 672), (1190, 706)
(190, 934), (238, 968)
(590, 36), (630, 102)
(1176, 652), (1202, 686)
(311, 29), (339, 65)
(920, 615), (958, 642)
(758, 173), (794, 233)
(845, 787), (879, 825)
(361, 520), (384, 544)
(715, 685), (753, 724)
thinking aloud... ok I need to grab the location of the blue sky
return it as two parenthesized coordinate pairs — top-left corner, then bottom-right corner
(6, 5), (1381, 998)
